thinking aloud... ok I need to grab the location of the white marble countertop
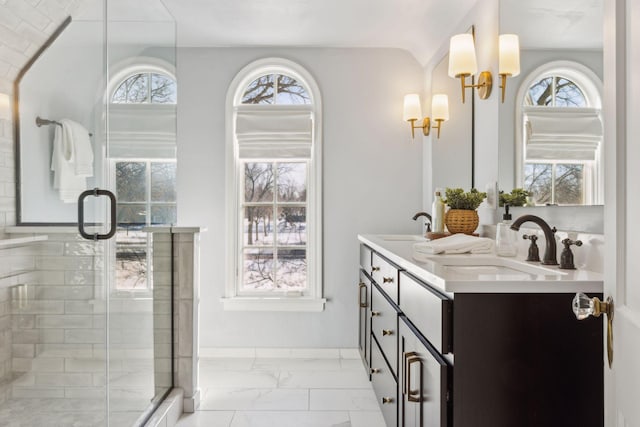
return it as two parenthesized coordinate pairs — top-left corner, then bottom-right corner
(359, 234), (603, 294)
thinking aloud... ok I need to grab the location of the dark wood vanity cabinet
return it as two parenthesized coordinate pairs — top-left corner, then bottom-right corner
(452, 293), (603, 427)
(358, 242), (604, 427)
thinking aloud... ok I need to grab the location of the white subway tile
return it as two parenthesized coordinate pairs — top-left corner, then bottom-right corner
(64, 329), (105, 344)
(35, 314), (93, 329)
(35, 372), (93, 386)
(11, 386), (64, 398)
(11, 343), (34, 358)
(64, 357), (105, 373)
(35, 343), (94, 358)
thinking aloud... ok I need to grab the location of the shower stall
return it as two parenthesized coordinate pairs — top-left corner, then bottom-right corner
(0, 0), (181, 425)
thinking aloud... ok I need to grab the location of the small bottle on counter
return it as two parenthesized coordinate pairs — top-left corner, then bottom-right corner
(496, 205), (518, 256)
(432, 189), (445, 234)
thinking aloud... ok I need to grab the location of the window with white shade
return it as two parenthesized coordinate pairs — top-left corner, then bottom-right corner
(224, 58), (323, 312)
(107, 63), (177, 291)
(517, 62), (603, 205)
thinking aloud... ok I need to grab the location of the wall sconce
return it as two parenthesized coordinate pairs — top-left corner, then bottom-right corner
(448, 33), (492, 103)
(498, 34), (520, 103)
(0, 93), (10, 120)
(403, 93), (449, 139)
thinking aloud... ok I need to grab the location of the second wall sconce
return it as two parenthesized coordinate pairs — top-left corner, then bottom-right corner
(498, 34), (520, 103)
(403, 93), (449, 139)
(448, 32), (521, 103)
(448, 33), (492, 103)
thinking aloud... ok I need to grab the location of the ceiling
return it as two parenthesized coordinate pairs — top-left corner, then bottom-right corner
(500, 0), (603, 49)
(71, 0), (603, 67)
(157, 0), (478, 66)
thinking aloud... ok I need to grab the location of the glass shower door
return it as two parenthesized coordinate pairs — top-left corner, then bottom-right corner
(105, 0), (177, 424)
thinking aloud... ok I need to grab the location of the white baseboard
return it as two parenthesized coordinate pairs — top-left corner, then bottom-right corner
(200, 347), (361, 359)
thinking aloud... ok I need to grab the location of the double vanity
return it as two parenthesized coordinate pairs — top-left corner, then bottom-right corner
(357, 234), (604, 427)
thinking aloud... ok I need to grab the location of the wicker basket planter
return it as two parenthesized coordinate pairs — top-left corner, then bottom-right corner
(445, 209), (479, 234)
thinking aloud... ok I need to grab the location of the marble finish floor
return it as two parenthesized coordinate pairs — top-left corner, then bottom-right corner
(177, 351), (385, 427)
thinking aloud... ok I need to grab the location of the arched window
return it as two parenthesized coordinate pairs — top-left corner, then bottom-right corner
(516, 61), (603, 205)
(223, 58), (324, 312)
(112, 72), (177, 104)
(107, 59), (177, 291)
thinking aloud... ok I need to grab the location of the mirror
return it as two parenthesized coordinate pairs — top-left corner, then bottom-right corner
(431, 28), (474, 192)
(498, 0), (603, 206)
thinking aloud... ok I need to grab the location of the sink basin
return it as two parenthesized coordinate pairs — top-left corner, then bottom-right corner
(379, 234), (427, 242)
(418, 255), (567, 277)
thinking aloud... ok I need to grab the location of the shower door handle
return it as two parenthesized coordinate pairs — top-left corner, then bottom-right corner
(78, 188), (117, 240)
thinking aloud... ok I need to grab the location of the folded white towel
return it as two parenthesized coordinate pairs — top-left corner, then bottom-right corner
(60, 119), (93, 177)
(50, 124), (88, 203)
(413, 233), (495, 255)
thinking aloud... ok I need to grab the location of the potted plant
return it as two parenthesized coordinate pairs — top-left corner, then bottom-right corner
(443, 187), (487, 234)
(499, 188), (530, 207)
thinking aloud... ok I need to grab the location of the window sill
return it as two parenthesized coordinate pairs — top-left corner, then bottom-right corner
(220, 297), (326, 312)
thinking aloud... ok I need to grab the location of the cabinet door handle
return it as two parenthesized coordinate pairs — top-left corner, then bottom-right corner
(371, 311), (381, 317)
(407, 355), (422, 403)
(383, 277), (394, 284)
(371, 266), (380, 273)
(382, 329), (393, 336)
(382, 397), (394, 404)
(371, 368), (380, 374)
(358, 282), (367, 308)
(403, 351), (417, 397)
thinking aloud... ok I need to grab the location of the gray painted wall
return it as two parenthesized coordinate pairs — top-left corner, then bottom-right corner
(177, 47), (425, 348)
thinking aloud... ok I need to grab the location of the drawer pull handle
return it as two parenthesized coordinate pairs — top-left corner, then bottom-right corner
(371, 266), (380, 272)
(382, 397), (394, 404)
(358, 282), (368, 308)
(371, 311), (381, 317)
(382, 329), (393, 336)
(383, 277), (394, 283)
(371, 368), (380, 374)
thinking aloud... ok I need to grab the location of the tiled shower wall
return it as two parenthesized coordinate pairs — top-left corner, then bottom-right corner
(9, 233), (106, 399)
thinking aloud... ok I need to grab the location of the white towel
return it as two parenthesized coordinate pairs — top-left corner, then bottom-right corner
(50, 123), (89, 203)
(60, 119), (93, 177)
(413, 234), (495, 255)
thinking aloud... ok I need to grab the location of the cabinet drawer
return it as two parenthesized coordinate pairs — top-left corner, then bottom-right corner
(360, 244), (372, 273)
(371, 284), (398, 376)
(371, 252), (399, 303)
(399, 316), (452, 427)
(399, 272), (453, 354)
(370, 337), (398, 427)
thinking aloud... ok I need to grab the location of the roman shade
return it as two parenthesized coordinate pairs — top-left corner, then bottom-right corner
(524, 107), (603, 161)
(235, 105), (313, 159)
(109, 104), (176, 158)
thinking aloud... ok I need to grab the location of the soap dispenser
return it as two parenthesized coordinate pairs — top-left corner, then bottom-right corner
(432, 189), (445, 234)
(496, 205), (518, 257)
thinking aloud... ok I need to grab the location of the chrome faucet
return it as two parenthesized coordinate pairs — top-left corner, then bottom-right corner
(412, 212), (432, 233)
(510, 214), (558, 265)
